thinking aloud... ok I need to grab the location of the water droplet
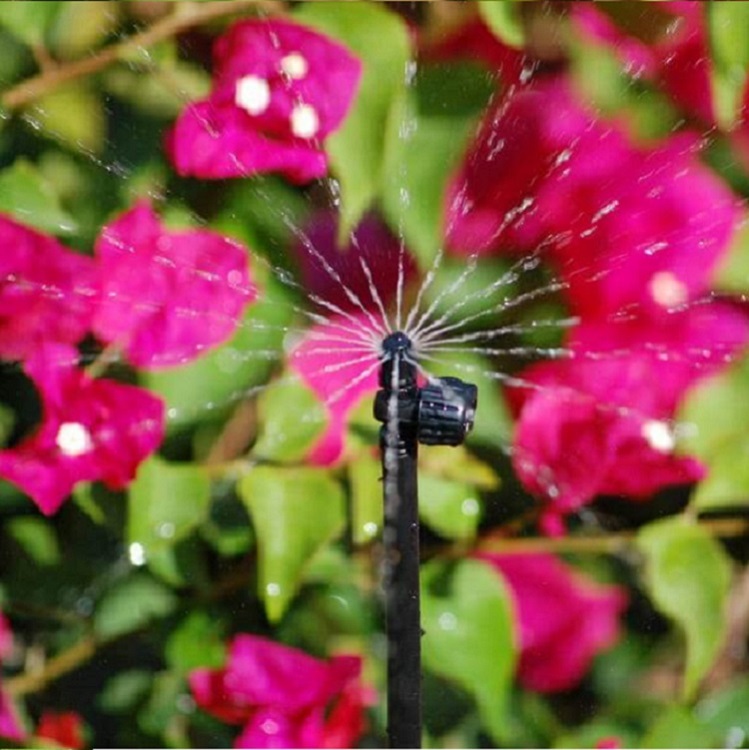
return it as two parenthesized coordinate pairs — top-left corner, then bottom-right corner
(128, 542), (147, 566)
(363, 521), (379, 536)
(438, 611), (457, 631)
(157, 522), (175, 539)
(461, 498), (479, 517)
(176, 695), (196, 714)
(265, 582), (281, 597)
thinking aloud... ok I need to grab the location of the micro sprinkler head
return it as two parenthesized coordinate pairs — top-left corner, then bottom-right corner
(374, 331), (478, 446)
(374, 331), (478, 748)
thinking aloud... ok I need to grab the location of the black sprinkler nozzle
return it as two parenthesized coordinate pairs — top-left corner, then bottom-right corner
(375, 334), (478, 444)
(374, 331), (478, 749)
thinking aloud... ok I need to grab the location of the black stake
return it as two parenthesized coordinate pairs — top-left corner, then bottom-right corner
(375, 332), (478, 749)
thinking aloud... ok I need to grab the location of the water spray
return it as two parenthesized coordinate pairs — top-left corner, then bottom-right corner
(374, 331), (478, 748)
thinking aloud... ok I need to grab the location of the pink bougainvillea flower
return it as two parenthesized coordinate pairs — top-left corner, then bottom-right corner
(92, 201), (256, 369)
(288, 212), (417, 465)
(167, 19), (362, 183)
(531, 135), (740, 322)
(190, 634), (370, 749)
(509, 299), (749, 534)
(511, 361), (706, 535)
(0, 345), (164, 515)
(445, 77), (634, 256)
(36, 712), (85, 750)
(447, 77), (738, 302)
(571, 2), (713, 124)
(294, 211), (416, 317)
(478, 553), (627, 692)
(290, 314), (380, 466)
(0, 215), (96, 362)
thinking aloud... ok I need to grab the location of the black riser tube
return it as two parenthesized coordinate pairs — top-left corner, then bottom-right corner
(382, 423), (422, 749)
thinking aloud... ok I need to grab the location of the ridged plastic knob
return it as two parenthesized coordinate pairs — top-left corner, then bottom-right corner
(417, 377), (478, 446)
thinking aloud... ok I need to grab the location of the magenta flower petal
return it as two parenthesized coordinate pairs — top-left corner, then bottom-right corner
(189, 634), (366, 749)
(235, 707), (321, 749)
(167, 19), (361, 182)
(92, 201), (256, 369)
(479, 553), (627, 692)
(0, 614), (12, 661)
(290, 315), (380, 466)
(165, 100), (328, 183)
(0, 690), (24, 742)
(294, 211), (416, 318)
(0, 215), (96, 361)
(0, 345), (164, 515)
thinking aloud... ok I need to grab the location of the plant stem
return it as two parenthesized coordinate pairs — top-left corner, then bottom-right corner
(1, 0), (283, 112)
(5, 636), (98, 697)
(475, 516), (749, 556)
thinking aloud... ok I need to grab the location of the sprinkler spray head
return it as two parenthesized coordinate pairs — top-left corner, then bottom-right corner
(374, 332), (478, 446)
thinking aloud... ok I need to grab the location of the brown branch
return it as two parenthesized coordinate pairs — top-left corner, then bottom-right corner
(1, 0), (284, 112)
(4, 636), (98, 697)
(474, 517), (749, 556)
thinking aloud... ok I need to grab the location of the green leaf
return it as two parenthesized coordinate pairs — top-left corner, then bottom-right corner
(641, 706), (718, 749)
(5, 517), (60, 566)
(98, 670), (152, 714)
(0, 159), (78, 234)
(696, 677), (749, 740)
(382, 64), (493, 267)
(0, 403), (15, 448)
(238, 466), (345, 622)
(422, 559), (517, 744)
(165, 611), (227, 674)
(25, 83), (106, 154)
(200, 493), (254, 557)
(348, 448), (382, 545)
(294, 1), (411, 236)
(713, 220), (749, 294)
(252, 377), (327, 463)
(128, 457), (211, 558)
(48, 0), (120, 60)
(420, 444), (500, 490)
(0, 1), (60, 47)
(677, 356), (749, 510)
(478, 1), (525, 49)
(636, 517), (732, 700)
(419, 475), (482, 541)
(95, 573), (178, 639)
(708, 2), (749, 128)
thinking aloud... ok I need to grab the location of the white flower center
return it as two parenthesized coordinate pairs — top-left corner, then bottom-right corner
(290, 103), (319, 139)
(280, 52), (309, 80)
(56, 422), (93, 457)
(641, 420), (675, 453)
(235, 75), (271, 116)
(649, 271), (687, 309)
